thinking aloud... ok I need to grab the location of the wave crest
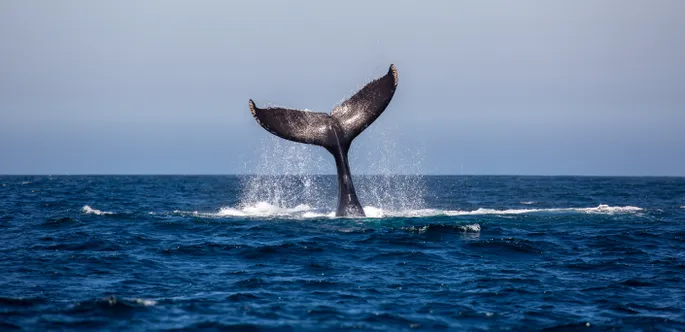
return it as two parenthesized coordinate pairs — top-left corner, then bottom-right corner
(81, 205), (115, 216)
(442, 204), (642, 216)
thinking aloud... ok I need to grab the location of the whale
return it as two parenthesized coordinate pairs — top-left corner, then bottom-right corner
(249, 64), (398, 217)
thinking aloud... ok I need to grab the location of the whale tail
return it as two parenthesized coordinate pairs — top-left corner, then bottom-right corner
(249, 64), (398, 149)
(248, 64), (399, 217)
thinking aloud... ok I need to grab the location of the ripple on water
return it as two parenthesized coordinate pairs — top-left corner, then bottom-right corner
(0, 296), (47, 307)
(465, 237), (545, 256)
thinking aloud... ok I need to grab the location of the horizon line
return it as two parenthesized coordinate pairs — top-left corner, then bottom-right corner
(1, 173), (684, 178)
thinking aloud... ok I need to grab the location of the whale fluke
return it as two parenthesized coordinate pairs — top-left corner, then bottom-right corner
(331, 64), (398, 142)
(249, 101), (338, 148)
(249, 64), (399, 217)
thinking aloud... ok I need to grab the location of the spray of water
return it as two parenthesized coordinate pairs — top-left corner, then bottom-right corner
(239, 127), (427, 216)
(353, 128), (427, 212)
(239, 137), (332, 210)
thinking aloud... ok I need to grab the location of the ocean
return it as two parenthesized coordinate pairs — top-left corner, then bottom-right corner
(1, 175), (684, 330)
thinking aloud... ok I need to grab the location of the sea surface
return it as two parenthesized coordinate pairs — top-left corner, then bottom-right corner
(1, 175), (684, 331)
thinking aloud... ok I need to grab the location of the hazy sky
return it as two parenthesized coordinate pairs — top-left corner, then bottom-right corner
(1, 1), (684, 175)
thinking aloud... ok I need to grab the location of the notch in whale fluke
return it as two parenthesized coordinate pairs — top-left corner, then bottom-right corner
(248, 64), (399, 217)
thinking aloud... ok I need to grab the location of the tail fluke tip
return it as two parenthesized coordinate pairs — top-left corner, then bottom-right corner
(389, 64), (398, 85)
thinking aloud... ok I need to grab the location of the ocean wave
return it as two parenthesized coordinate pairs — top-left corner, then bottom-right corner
(520, 201), (536, 205)
(174, 202), (331, 218)
(463, 223), (482, 232)
(81, 205), (115, 216)
(218, 202), (316, 217)
(130, 298), (157, 306)
(174, 203), (642, 219)
(441, 204), (642, 216)
(0, 296), (47, 306)
(69, 296), (155, 315)
(362, 204), (641, 218)
(405, 223), (481, 233)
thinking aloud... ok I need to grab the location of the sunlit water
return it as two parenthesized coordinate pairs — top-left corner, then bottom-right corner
(1, 175), (684, 330)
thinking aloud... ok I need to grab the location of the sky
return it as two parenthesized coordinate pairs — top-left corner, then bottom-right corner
(1, 1), (684, 176)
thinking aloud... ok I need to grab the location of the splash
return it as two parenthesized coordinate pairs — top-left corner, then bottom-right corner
(352, 127), (426, 211)
(215, 202), (325, 218)
(239, 137), (330, 210)
(240, 127), (427, 214)
(176, 203), (332, 219)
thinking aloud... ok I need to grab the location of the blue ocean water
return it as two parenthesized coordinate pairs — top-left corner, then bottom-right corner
(1, 175), (684, 330)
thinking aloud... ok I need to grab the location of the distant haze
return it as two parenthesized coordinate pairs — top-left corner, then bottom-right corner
(1, 1), (684, 175)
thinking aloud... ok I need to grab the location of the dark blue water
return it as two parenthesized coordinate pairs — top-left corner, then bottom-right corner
(1, 175), (684, 330)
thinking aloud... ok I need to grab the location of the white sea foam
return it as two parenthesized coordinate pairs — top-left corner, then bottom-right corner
(441, 204), (642, 216)
(130, 298), (157, 306)
(520, 201), (536, 205)
(463, 224), (482, 232)
(406, 223), (481, 233)
(302, 211), (337, 218)
(214, 202), (317, 217)
(81, 205), (115, 215)
(366, 204), (641, 217)
(578, 204), (643, 214)
(681, 206), (685, 209)
(179, 203), (642, 220)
